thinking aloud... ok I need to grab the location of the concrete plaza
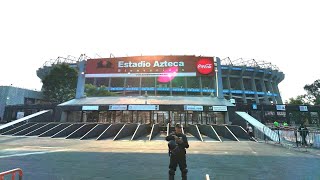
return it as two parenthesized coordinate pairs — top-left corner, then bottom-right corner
(0, 136), (320, 180)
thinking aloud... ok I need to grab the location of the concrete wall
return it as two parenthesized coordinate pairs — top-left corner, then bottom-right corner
(0, 86), (43, 119)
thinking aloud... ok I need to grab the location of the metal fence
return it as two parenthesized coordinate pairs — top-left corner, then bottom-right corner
(253, 126), (320, 150)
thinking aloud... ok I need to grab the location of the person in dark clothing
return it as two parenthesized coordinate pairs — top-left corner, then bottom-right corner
(298, 124), (309, 146)
(166, 123), (189, 180)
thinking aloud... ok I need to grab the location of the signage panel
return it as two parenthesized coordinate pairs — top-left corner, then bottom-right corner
(85, 56), (214, 77)
(210, 106), (228, 112)
(128, 105), (159, 111)
(299, 106), (308, 112)
(184, 105), (203, 111)
(252, 104), (258, 110)
(276, 105), (286, 111)
(82, 106), (99, 111)
(109, 105), (127, 111)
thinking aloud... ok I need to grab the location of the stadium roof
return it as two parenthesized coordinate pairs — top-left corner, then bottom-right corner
(59, 96), (235, 106)
(221, 57), (281, 71)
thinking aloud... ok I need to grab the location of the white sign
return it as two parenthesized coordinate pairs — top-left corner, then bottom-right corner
(211, 106), (227, 112)
(229, 99), (236, 104)
(16, 112), (24, 119)
(276, 105), (286, 111)
(299, 106), (308, 112)
(82, 106), (99, 111)
(184, 105), (203, 111)
(109, 105), (127, 111)
(128, 105), (159, 111)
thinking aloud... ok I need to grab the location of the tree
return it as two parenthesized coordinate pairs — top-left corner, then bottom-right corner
(85, 84), (117, 97)
(288, 95), (309, 105)
(304, 79), (320, 105)
(42, 63), (78, 103)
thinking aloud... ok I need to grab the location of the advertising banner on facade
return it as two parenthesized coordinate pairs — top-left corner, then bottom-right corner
(184, 105), (203, 111)
(85, 56), (215, 78)
(82, 106), (99, 111)
(128, 105), (159, 110)
(210, 106), (228, 112)
(276, 105), (286, 111)
(109, 105), (127, 111)
(299, 106), (308, 112)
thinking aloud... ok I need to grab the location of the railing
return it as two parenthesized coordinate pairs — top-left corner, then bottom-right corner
(0, 168), (23, 180)
(254, 126), (320, 150)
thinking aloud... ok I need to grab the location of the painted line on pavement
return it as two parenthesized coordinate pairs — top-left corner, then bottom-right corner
(0, 150), (66, 159)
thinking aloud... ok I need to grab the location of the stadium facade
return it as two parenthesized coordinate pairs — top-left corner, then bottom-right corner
(77, 55), (284, 104)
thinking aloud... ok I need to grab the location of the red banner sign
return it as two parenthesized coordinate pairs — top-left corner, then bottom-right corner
(85, 55), (214, 77)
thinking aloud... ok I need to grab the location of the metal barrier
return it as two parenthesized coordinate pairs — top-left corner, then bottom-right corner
(254, 126), (320, 150)
(0, 168), (23, 180)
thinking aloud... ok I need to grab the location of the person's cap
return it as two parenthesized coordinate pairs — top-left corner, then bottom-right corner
(175, 123), (182, 128)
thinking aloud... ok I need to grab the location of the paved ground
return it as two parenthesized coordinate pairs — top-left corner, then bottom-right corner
(0, 136), (320, 180)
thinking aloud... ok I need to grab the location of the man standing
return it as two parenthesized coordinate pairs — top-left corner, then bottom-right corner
(246, 125), (254, 140)
(299, 123), (309, 146)
(166, 123), (189, 180)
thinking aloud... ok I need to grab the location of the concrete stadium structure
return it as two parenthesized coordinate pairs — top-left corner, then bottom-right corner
(37, 55), (284, 105)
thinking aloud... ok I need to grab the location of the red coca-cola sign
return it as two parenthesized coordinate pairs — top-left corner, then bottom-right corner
(197, 58), (214, 74)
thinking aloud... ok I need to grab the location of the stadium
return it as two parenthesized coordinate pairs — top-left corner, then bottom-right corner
(38, 55), (284, 104)
(1, 55), (292, 143)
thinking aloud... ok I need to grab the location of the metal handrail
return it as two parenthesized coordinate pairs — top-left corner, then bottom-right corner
(0, 168), (23, 180)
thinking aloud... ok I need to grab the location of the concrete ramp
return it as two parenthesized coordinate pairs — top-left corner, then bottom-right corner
(114, 124), (138, 140)
(149, 124), (160, 141)
(0, 110), (49, 131)
(212, 125), (239, 141)
(39, 123), (71, 137)
(236, 111), (279, 141)
(66, 124), (97, 139)
(1, 123), (37, 135)
(97, 124), (124, 140)
(0, 123), (23, 134)
(198, 125), (221, 142)
(131, 124), (151, 140)
(51, 124), (84, 138)
(26, 123), (59, 136)
(227, 125), (251, 140)
(187, 124), (203, 141)
(80, 124), (110, 140)
(13, 123), (47, 136)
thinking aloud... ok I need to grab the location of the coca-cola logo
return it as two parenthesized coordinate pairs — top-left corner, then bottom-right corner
(197, 58), (214, 74)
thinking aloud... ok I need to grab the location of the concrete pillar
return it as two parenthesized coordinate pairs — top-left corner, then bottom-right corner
(170, 79), (173, 96)
(268, 81), (276, 104)
(108, 78), (111, 92)
(123, 77), (127, 95)
(61, 111), (68, 122)
(185, 77), (188, 96)
(260, 71), (269, 104)
(216, 57), (223, 99)
(199, 76), (203, 96)
(226, 73), (232, 99)
(251, 68), (259, 104)
(273, 77), (283, 104)
(240, 67), (247, 103)
(139, 77), (142, 96)
(93, 78), (97, 86)
(76, 60), (86, 99)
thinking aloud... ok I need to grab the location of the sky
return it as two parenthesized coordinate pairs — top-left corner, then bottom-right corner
(0, 0), (319, 101)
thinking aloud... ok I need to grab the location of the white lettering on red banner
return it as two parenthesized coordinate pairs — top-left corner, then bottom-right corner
(197, 58), (214, 75)
(118, 61), (184, 68)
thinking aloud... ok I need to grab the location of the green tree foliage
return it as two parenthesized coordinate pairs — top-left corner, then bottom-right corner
(42, 63), (78, 103)
(304, 79), (320, 105)
(85, 84), (117, 97)
(288, 95), (309, 105)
